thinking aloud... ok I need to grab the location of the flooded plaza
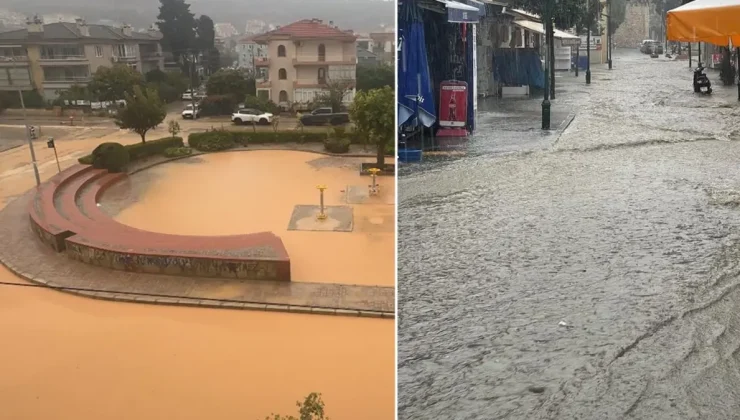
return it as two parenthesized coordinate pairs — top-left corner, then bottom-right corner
(0, 132), (394, 419)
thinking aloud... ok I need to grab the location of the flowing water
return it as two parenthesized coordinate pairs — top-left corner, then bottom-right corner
(398, 50), (740, 419)
(0, 135), (394, 419)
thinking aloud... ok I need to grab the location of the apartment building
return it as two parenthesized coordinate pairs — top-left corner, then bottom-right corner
(235, 36), (267, 73)
(252, 18), (357, 109)
(0, 16), (164, 100)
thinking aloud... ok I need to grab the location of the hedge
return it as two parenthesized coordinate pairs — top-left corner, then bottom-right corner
(324, 138), (350, 154)
(91, 142), (130, 173)
(78, 136), (184, 165)
(186, 130), (398, 155)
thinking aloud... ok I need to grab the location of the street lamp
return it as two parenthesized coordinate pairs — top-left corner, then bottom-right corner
(607, 0), (613, 70)
(542, 0), (557, 129)
(586, 0), (592, 84)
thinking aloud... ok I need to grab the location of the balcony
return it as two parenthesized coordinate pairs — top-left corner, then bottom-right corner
(140, 51), (163, 61)
(256, 80), (271, 88)
(0, 56), (30, 67)
(293, 56), (357, 66)
(112, 55), (138, 63)
(43, 76), (91, 88)
(254, 57), (270, 67)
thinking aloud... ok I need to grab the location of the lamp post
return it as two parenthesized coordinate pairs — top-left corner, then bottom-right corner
(607, 0), (613, 69)
(586, 0), (592, 84)
(542, 0), (553, 129)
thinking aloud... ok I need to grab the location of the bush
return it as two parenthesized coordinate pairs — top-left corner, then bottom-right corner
(188, 130), (236, 151)
(125, 136), (184, 160)
(91, 142), (130, 173)
(242, 95), (281, 114)
(78, 136), (183, 164)
(199, 94), (238, 116)
(324, 137), (350, 154)
(164, 147), (193, 158)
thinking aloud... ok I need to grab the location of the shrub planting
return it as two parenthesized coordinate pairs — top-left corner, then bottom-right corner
(91, 142), (130, 173)
(78, 136), (184, 165)
(323, 137), (350, 154)
(163, 147), (193, 158)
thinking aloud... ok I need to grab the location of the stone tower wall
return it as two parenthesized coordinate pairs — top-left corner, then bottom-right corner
(613, 0), (650, 48)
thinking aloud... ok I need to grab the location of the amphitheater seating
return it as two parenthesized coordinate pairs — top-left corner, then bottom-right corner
(29, 164), (291, 281)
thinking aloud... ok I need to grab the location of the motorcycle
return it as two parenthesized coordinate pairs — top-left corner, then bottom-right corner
(693, 65), (712, 94)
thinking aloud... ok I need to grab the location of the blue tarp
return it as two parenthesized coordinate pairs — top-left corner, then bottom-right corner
(398, 12), (436, 128)
(492, 49), (545, 89)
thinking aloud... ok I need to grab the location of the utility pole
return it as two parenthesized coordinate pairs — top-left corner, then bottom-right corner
(5, 63), (41, 186)
(190, 51), (196, 112)
(586, 0), (592, 84)
(607, 0), (613, 69)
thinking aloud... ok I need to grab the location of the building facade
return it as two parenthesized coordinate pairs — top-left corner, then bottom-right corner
(252, 18), (357, 110)
(0, 16), (164, 100)
(235, 36), (267, 72)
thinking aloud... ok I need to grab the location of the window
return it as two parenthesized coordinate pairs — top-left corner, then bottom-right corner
(95, 46), (103, 57)
(278, 90), (288, 102)
(278, 68), (287, 80)
(277, 45), (286, 57)
(318, 68), (326, 83)
(318, 44), (326, 62)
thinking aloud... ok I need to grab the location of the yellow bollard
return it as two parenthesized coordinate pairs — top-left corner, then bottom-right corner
(316, 185), (328, 220)
(368, 168), (381, 195)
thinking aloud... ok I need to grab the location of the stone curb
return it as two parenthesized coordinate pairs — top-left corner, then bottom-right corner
(0, 253), (395, 319)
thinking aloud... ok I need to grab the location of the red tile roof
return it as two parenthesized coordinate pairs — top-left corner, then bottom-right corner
(252, 19), (357, 42)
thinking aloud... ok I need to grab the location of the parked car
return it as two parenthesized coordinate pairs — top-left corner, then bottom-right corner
(182, 90), (193, 100)
(639, 40), (663, 55)
(231, 108), (274, 125)
(299, 107), (350, 126)
(181, 104), (200, 119)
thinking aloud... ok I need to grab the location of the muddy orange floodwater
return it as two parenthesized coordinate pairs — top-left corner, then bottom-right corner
(0, 141), (395, 420)
(104, 151), (396, 286)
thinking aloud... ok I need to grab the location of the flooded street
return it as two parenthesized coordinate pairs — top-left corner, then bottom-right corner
(0, 132), (394, 419)
(398, 50), (740, 419)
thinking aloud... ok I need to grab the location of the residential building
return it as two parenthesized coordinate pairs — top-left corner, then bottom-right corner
(357, 48), (379, 66)
(0, 15), (164, 100)
(235, 35), (267, 72)
(369, 31), (395, 64)
(252, 18), (357, 110)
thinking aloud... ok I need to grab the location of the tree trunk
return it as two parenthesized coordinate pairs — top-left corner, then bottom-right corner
(376, 142), (385, 167)
(140, 132), (147, 143)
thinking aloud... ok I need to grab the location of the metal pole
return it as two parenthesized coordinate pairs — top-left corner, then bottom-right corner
(19, 90), (41, 186)
(586, 0), (592, 84)
(736, 47), (739, 101)
(550, 21), (555, 99)
(689, 43), (692, 67)
(698, 42), (702, 66)
(542, 4), (551, 130)
(575, 27), (580, 77)
(53, 145), (61, 173)
(607, 0), (613, 69)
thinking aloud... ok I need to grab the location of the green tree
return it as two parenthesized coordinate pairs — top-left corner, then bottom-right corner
(315, 78), (354, 112)
(115, 85), (167, 143)
(349, 86), (393, 167)
(196, 15), (215, 52)
(263, 393), (328, 420)
(157, 0), (197, 63)
(206, 69), (251, 100)
(356, 63), (394, 91)
(89, 65), (143, 102)
(146, 69), (188, 103)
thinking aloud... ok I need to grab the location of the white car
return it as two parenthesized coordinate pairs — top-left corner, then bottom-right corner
(181, 104), (200, 119)
(182, 90), (193, 100)
(231, 108), (274, 125)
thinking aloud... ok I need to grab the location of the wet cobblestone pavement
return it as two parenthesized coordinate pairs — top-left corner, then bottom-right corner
(398, 50), (740, 419)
